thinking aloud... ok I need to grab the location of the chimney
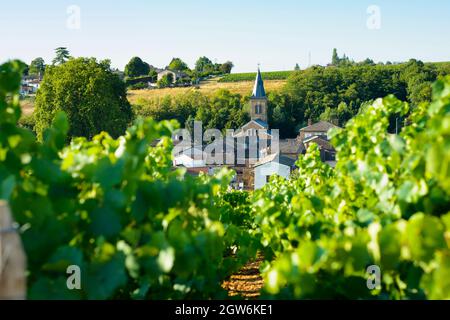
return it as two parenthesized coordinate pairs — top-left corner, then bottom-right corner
(308, 118), (312, 126)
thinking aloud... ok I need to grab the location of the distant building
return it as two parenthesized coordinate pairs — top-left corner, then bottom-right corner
(297, 120), (339, 141)
(20, 76), (41, 96)
(253, 153), (296, 190)
(157, 69), (188, 83)
(173, 146), (206, 168)
(278, 139), (305, 161)
(233, 67), (273, 165)
(249, 68), (268, 123)
(297, 120), (340, 167)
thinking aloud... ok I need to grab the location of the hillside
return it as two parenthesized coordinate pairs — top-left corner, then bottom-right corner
(127, 77), (286, 104)
(20, 78), (287, 115)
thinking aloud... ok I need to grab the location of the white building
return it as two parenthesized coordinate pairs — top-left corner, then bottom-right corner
(157, 69), (187, 83)
(173, 146), (206, 168)
(253, 153), (296, 190)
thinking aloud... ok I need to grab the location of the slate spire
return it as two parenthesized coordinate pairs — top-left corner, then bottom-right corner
(252, 67), (266, 98)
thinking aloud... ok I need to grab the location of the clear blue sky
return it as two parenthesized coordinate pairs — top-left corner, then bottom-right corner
(1, 0), (449, 72)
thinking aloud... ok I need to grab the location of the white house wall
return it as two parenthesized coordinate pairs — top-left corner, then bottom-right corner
(254, 162), (291, 190)
(173, 154), (206, 168)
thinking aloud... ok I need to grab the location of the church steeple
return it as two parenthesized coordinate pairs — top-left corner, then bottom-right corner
(252, 67), (266, 98)
(250, 66), (268, 123)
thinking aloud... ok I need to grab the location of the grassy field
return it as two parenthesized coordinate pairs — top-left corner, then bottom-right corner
(128, 78), (286, 104)
(218, 70), (294, 82)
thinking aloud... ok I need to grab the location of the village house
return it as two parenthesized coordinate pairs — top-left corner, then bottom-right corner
(297, 120), (339, 141)
(157, 69), (188, 84)
(296, 120), (340, 167)
(253, 153), (296, 189)
(20, 75), (42, 96)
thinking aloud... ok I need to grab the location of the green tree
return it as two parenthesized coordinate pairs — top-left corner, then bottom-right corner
(148, 69), (158, 82)
(400, 59), (436, 106)
(124, 57), (150, 78)
(220, 61), (234, 74)
(22, 63), (29, 76)
(195, 56), (214, 73)
(35, 58), (133, 140)
(360, 58), (375, 66)
(52, 47), (70, 65)
(319, 106), (338, 123)
(29, 58), (45, 76)
(332, 48), (339, 66)
(168, 58), (189, 71)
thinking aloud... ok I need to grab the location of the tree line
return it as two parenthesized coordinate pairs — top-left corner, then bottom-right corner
(22, 48), (234, 87)
(269, 58), (448, 137)
(124, 56), (234, 88)
(134, 58), (450, 138)
(20, 48), (450, 140)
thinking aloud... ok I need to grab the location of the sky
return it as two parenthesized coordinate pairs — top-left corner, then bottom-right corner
(1, 0), (449, 72)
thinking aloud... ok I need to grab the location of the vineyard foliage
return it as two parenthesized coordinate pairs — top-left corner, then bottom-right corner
(252, 80), (450, 299)
(1, 60), (450, 299)
(0, 61), (255, 299)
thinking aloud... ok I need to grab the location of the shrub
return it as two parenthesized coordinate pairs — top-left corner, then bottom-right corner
(18, 113), (35, 132)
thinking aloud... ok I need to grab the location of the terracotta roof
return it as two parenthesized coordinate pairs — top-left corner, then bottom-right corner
(299, 121), (339, 132)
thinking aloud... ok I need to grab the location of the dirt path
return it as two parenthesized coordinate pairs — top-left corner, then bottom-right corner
(222, 254), (264, 298)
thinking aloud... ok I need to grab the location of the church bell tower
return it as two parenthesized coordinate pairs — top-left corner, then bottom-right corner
(249, 67), (268, 123)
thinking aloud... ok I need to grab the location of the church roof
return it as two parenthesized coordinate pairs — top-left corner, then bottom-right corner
(232, 119), (271, 138)
(251, 68), (266, 98)
(253, 119), (269, 128)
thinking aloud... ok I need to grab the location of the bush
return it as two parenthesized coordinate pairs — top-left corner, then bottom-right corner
(18, 113), (35, 132)
(125, 75), (155, 87)
(128, 82), (149, 90)
(34, 58), (133, 140)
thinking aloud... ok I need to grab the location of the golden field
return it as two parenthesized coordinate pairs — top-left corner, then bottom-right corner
(21, 78), (287, 115)
(127, 79), (286, 104)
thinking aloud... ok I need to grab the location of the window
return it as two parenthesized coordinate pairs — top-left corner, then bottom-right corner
(255, 105), (261, 114)
(266, 175), (271, 183)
